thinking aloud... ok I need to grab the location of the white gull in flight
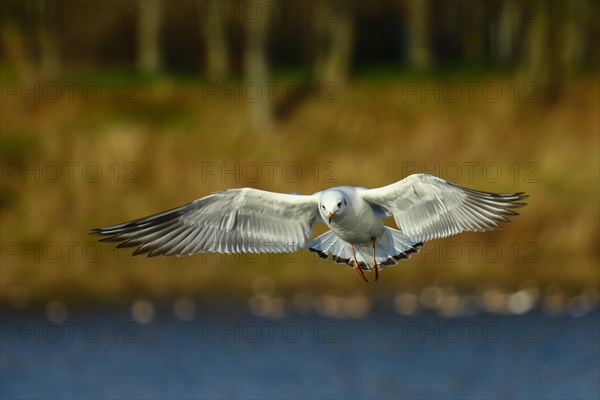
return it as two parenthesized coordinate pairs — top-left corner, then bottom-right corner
(91, 173), (528, 282)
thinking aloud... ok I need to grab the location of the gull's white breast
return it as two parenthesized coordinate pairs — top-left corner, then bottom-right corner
(326, 187), (385, 245)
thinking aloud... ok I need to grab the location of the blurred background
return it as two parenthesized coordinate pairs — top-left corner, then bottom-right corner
(1, 0), (599, 398)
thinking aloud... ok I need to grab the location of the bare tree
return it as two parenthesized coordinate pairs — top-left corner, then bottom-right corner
(38, 0), (61, 78)
(461, 0), (486, 62)
(244, 1), (273, 132)
(492, 0), (517, 65)
(137, 0), (163, 74)
(313, 0), (355, 85)
(0, 18), (35, 81)
(518, 1), (559, 101)
(560, 0), (589, 78)
(0, 0), (59, 80)
(405, 0), (431, 70)
(201, 0), (230, 80)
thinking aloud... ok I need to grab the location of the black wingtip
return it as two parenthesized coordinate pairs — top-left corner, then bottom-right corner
(98, 235), (125, 243)
(308, 247), (329, 259)
(115, 240), (138, 249)
(318, 241), (425, 270)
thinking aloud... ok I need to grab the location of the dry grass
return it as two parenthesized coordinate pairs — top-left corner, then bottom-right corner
(1, 73), (598, 309)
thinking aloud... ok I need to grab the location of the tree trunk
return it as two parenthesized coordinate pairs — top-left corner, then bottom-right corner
(560, 0), (588, 78)
(313, 0), (354, 85)
(405, 0), (431, 70)
(0, 20), (36, 81)
(518, 1), (594, 102)
(201, 0), (230, 80)
(461, 0), (486, 62)
(492, 0), (516, 66)
(518, 1), (558, 101)
(137, 0), (163, 75)
(38, 0), (61, 78)
(244, 1), (273, 132)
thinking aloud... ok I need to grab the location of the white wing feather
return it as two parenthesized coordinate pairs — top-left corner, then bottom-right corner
(360, 174), (527, 242)
(91, 188), (319, 256)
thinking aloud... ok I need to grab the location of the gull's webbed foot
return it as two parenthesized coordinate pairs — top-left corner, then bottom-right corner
(371, 237), (379, 282)
(351, 244), (368, 283)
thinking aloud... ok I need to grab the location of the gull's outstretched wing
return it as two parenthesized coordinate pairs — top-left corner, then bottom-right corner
(90, 188), (319, 256)
(360, 174), (528, 242)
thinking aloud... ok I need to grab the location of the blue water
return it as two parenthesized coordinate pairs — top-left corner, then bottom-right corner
(1, 311), (599, 399)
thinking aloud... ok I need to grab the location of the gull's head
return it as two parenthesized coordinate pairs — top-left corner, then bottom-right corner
(319, 191), (347, 224)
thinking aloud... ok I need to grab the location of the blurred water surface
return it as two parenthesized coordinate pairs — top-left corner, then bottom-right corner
(2, 311), (599, 399)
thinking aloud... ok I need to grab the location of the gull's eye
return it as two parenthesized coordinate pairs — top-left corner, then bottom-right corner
(337, 201), (342, 207)
(321, 205), (325, 209)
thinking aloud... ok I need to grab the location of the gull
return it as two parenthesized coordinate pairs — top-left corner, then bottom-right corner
(91, 173), (527, 282)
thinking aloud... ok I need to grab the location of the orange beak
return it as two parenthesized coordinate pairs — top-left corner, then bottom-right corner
(328, 212), (333, 223)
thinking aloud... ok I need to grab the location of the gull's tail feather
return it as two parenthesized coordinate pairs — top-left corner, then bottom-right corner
(306, 227), (423, 271)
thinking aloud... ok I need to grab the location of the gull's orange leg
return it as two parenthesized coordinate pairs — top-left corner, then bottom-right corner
(351, 244), (368, 283)
(371, 237), (379, 282)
